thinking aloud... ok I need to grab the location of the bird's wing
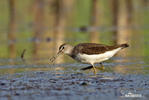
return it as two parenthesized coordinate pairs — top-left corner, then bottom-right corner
(75, 43), (119, 55)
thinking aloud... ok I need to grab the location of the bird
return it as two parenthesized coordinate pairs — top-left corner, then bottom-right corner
(50, 43), (129, 75)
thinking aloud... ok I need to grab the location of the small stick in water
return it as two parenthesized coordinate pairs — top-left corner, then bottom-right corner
(21, 49), (26, 62)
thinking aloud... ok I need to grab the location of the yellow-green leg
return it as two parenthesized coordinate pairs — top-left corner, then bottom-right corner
(92, 64), (97, 75)
(98, 63), (105, 70)
(80, 63), (104, 72)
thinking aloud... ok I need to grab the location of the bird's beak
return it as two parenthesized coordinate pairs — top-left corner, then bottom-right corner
(49, 50), (63, 63)
(57, 49), (63, 56)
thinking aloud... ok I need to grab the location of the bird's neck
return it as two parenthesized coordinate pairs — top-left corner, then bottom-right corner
(64, 46), (74, 56)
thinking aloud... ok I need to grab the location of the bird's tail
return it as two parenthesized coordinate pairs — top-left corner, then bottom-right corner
(120, 43), (129, 49)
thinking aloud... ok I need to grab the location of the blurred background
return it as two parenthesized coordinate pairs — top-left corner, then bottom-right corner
(0, 0), (149, 66)
(1, 1), (149, 99)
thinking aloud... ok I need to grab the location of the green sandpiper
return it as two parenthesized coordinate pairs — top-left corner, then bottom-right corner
(50, 43), (129, 75)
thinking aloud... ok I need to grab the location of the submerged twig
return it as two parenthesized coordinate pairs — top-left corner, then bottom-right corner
(21, 49), (26, 62)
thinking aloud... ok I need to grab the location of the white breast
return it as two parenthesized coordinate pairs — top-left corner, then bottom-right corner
(75, 48), (121, 64)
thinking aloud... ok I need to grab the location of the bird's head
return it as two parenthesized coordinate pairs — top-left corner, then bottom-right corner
(50, 43), (73, 62)
(58, 43), (73, 55)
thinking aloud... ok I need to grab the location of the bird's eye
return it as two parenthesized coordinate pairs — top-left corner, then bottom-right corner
(59, 46), (64, 51)
(59, 44), (65, 51)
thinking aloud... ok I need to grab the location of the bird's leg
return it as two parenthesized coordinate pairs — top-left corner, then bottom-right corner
(92, 64), (97, 75)
(81, 63), (105, 71)
(99, 63), (105, 70)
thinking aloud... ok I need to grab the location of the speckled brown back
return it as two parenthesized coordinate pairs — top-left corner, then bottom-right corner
(72, 43), (126, 55)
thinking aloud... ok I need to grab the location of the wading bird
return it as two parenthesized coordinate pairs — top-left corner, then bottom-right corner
(50, 43), (129, 75)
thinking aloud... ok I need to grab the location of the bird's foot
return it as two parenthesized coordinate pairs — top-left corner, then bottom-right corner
(98, 63), (105, 71)
(92, 66), (97, 75)
(81, 65), (105, 71)
(97, 66), (105, 70)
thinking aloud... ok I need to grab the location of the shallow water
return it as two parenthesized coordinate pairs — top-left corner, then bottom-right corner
(0, 57), (149, 100)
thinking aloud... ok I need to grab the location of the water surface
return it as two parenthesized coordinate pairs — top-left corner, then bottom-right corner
(0, 57), (149, 100)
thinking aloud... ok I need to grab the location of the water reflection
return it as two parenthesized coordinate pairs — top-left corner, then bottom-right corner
(0, 56), (148, 75)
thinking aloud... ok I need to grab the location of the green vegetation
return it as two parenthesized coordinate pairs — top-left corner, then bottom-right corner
(0, 0), (148, 60)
